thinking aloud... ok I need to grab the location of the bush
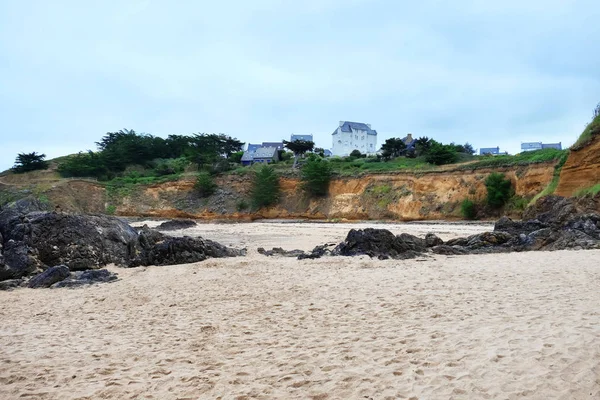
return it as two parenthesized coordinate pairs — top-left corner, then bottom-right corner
(251, 165), (280, 208)
(195, 172), (217, 197)
(460, 199), (477, 220)
(12, 152), (49, 173)
(152, 157), (189, 176)
(301, 155), (332, 196)
(350, 149), (363, 158)
(424, 143), (459, 165)
(485, 172), (513, 208)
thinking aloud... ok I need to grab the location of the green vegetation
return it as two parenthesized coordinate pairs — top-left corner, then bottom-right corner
(283, 139), (315, 168)
(380, 138), (406, 160)
(572, 104), (600, 149)
(425, 143), (459, 165)
(485, 173), (513, 208)
(301, 155), (333, 196)
(251, 165), (280, 209)
(530, 150), (570, 204)
(236, 199), (249, 211)
(458, 148), (567, 170)
(574, 183), (600, 197)
(105, 205), (117, 215)
(195, 172), (218, 198)
(12, 152), (49, 173)
(460, 198), (477, 219)
(56, 129), (243, 181)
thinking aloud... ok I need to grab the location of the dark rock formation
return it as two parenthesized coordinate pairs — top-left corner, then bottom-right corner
(425, 233), (444, 247)
(258, 247), (306, 257)
(332, 229), (426, 259)
(156, 219), (198, 231)
(52, 269), (118, 288)
(0, 198), (244, 284)
(0, 278), (24, 291)
(28, 265), (71, 288)
(132, 225), (245, 266)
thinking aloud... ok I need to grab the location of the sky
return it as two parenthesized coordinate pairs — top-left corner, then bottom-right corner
(1, 0), (599, 170)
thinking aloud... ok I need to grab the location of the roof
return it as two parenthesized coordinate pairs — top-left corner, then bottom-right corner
(262, 142), (284, 149)
(253, 146), (278, 159)
(333, 121), (377, 136)
(241, 151), (254, 161)
(290, 134), (313, 142)
(247, 143), (261, 152)
(480, 147), (500, 154)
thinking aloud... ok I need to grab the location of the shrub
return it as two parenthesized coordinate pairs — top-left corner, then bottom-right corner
(350, 149), (363, 158)
(485, 172), (513, 208)
(195, 172), (217, 197)
(425, 143), (459, 165)
(460, 199), (477, 220)
(251, 165), (280, 208)
(152, 157), (189, 176)
(12, 152), (49, 173)
(301, 155), (333, 196)
(236, 199), (249, 211)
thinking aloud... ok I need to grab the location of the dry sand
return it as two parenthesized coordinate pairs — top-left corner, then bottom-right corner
(1, 221), (599, 399)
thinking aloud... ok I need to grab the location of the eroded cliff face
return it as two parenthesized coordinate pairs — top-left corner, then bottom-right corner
(98, 163), (555, 221)
(556, 134), (600, 197)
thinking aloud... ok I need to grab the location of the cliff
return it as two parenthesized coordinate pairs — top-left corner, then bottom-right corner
(555, 131), (600, 197)
(27, 163), (555, 221)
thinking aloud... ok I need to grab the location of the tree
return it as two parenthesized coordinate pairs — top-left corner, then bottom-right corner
(460, 199), (477, 220)
(251, 165), (280, 208)
(425, 143), (459, 165)
(462, 142), (476, 155)
(380, 138), (406, 160)
(12, 152), (49, 173)
(283, 140), (315, 168)
(195, 172), (217, 197)
(301, 155), (332, 196)
(594, 102), (600, 118)
(314, 147), (326, 157)
(485, 172), (513, 208)
(414, 136), (433, 156)
(349, 149), (363, 158)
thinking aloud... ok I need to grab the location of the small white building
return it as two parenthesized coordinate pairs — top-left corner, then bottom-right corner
(331, 121), (377, 156)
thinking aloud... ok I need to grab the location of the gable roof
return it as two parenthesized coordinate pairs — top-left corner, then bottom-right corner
(247, 143), (261, 152)
(253, 146), (278, 159)
(333, 121), (377, 135)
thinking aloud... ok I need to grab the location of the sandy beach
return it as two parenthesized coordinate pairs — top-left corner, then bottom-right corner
(1, 221), (599, 399)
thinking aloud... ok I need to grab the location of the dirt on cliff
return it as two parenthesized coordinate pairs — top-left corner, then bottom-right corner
(556, 132), (600, 197)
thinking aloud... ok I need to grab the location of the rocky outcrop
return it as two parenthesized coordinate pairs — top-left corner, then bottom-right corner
(260, 196), (600, 260)
(0, 198), (244, 285)
(28, 265), (71, 288)
(156, 219), (198, 231)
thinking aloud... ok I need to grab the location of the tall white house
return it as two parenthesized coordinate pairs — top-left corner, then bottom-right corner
(331, 121), (378, 156)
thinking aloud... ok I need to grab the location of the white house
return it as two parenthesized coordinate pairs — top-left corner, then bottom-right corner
(331, 121), (377, 156)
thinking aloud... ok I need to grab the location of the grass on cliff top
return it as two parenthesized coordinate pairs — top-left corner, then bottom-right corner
(457, 148), (568, 170)
(572, 114), (600, 149)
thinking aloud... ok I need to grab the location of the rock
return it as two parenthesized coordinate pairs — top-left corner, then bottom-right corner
(298, 243), (337, 260)
(0, 278), (24, 291)
(494, 216), (548, 236)
(431, 245), (468, 255)
(333, 228), (426, 259)
(28, 265), (71, 288)
(258, 247), (306, 257)
(133, 226), (244, 266)
(0, 199), (244, 283)
(52, 269), (119, 288)
(425, 233), (444, 247)
(156, 219), (198, 231)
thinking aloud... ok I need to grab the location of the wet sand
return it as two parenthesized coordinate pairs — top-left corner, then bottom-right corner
(1, 221), (599, 399)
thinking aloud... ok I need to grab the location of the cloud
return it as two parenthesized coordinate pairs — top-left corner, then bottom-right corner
(0, 0), (599, 170)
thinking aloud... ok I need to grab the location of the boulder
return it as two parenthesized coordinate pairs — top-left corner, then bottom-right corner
(333, 228), (426, 259)
(258, 247), (306, 257)
(494, 216), (548, 236)
(52, 269), (119, 288)
(425, 233), (444, 247)
(133, 225), (244, 266)
(431, 245), (468, 255)
(156, 219), (198, 231)
(0, 278), (24, 291)
(28, 265), (71, 288)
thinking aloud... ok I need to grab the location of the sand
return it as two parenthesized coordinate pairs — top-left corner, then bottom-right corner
(1, 221), (599, 399)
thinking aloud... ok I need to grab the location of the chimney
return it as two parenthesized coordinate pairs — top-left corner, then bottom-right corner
(406, 133), (413, 142)
(339, 121), (344, 127)
(366, 123), (371, 129)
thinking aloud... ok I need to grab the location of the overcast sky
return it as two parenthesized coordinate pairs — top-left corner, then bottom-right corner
(1, 0), (599, 170)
